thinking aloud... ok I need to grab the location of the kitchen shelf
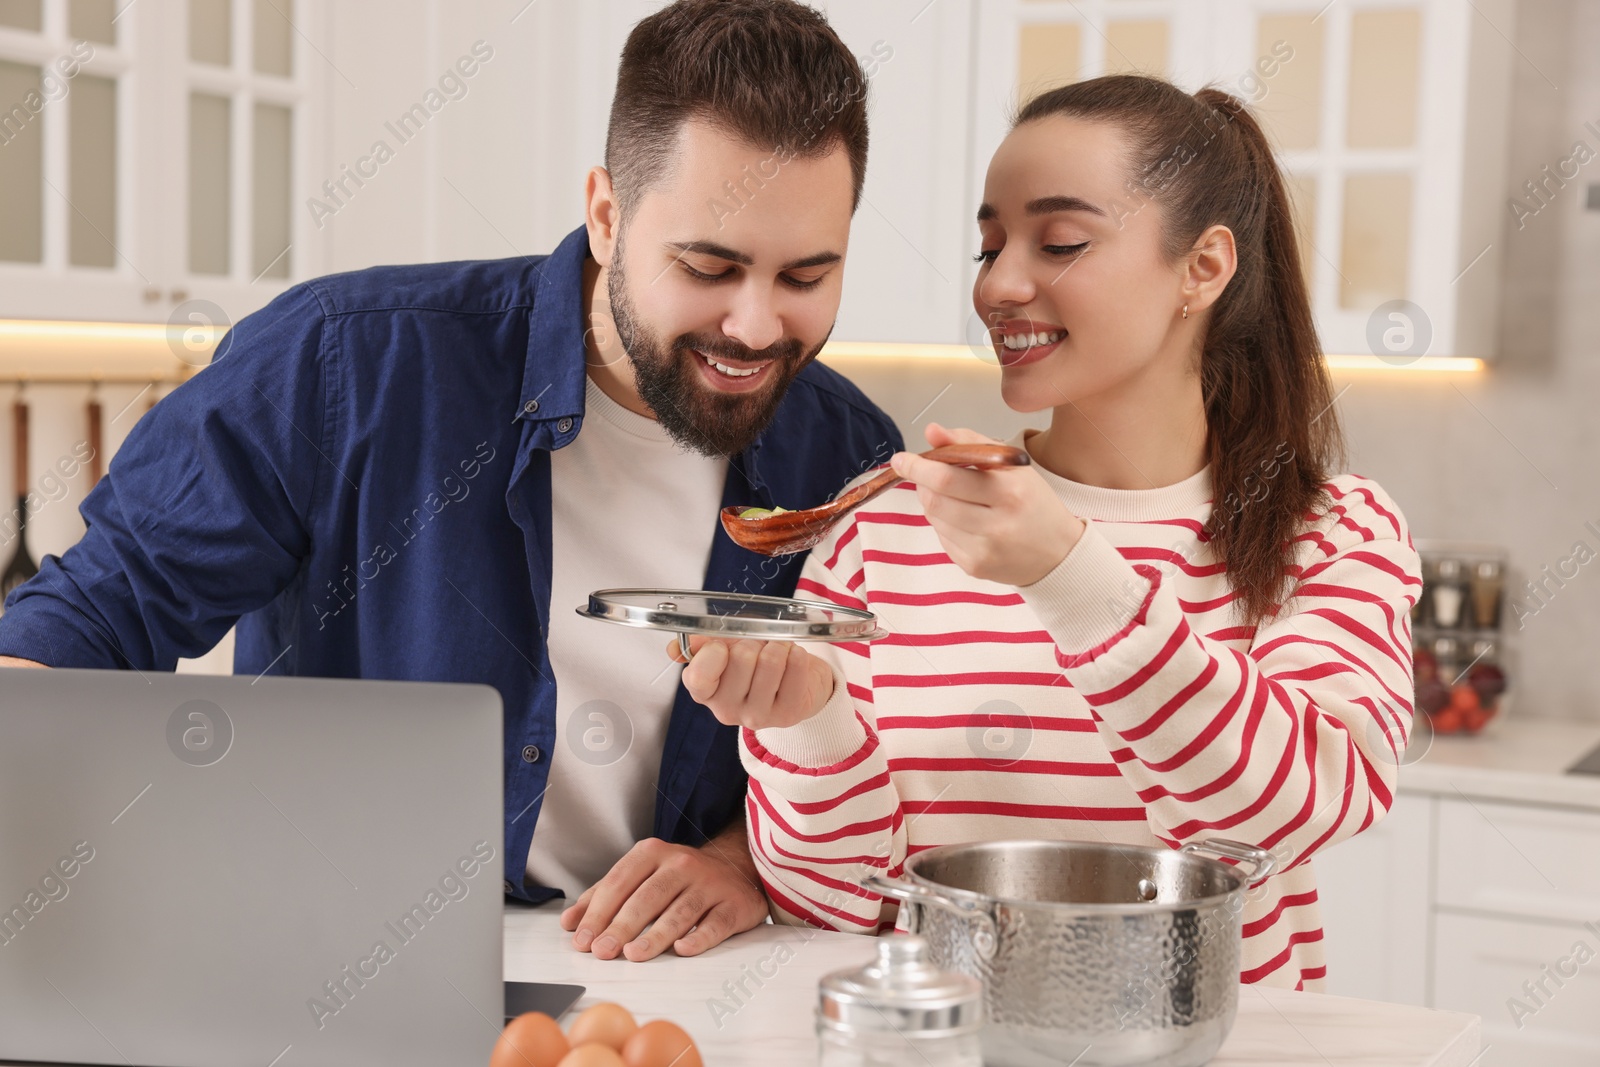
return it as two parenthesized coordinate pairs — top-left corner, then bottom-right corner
(819, 341), (1484, 373)
(0, 320), (220, 383)
(0, 331), (1483, 384)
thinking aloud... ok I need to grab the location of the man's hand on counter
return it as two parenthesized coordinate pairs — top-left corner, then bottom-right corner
(559, 814), (767, 962)
(0, 657), (47, 668)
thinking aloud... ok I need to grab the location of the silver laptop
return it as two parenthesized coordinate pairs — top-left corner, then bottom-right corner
(0, 668), (505, 1067)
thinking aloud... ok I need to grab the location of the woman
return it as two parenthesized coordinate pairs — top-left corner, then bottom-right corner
(672, 76), (1421, 991)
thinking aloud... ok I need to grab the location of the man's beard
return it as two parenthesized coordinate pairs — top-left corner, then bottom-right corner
(607, 256), (824, 457)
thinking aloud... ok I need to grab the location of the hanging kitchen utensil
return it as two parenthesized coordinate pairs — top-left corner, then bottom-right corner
(1, 394), (40, 605)
(577, 588), (888, 661)
(87, 386), (104, 488)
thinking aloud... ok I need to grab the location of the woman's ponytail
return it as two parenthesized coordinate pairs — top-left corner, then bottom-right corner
(1017, 77), (1342, 625)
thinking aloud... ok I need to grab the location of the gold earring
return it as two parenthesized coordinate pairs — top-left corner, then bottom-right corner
(1182, 304), (1189, 320)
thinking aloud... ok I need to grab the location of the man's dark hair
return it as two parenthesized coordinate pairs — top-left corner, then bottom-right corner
(605, 0), (870, 217)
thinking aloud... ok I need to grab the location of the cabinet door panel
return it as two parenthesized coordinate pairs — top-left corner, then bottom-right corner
(823, 0), (976, 346)
(1433, 912), (1600, 1067)
(67, 72), (117, 268)
(0, 59), (44, 264)
(1313, 793), (1431, 1005)
(0, 1), (321, 321)
(1436, 797), (1600, 923)
(0, 1), (42, 32)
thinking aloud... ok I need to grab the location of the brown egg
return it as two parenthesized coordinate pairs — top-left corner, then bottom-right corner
(566, 1003), (638, 1051)
(622, 1020), (703, 1067)
(489, 1011), (569, 1067)
(556, 1045), (628, 1067)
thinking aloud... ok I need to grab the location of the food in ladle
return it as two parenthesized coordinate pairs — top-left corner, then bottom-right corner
(736, 506), (791, 520)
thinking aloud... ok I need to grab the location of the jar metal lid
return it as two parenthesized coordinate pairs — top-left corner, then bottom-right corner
(817, 935), (983, 1035)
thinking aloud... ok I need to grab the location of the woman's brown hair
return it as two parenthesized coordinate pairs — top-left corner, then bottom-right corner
(1015, 75), (1344, 626)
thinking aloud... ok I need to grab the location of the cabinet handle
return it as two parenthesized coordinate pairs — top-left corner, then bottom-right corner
(169, 289), (189, 304)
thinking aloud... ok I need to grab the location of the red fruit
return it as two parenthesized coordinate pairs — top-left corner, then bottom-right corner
(1416, 680), (1450, 716)
(1449, 683), (1480, 712)
(1468, 662), (1507, 700)
(1431, 707), (1464, 733)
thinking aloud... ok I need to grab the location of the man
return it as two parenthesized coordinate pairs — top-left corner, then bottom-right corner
(0, 0), (901, 962)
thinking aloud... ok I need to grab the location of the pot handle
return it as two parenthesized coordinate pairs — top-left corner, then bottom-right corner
(1179, 838), (1277, 886)
(861, 874), (998, 960)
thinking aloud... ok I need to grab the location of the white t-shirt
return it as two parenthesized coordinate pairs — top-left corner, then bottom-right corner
(524, 376), (728, 899)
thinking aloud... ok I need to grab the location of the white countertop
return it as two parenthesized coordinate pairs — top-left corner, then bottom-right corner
(506, 903), (1480, 1066)
(1400, 714), (1600, 811)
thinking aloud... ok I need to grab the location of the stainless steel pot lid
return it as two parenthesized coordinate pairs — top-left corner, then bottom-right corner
(577, 588), (889, 658)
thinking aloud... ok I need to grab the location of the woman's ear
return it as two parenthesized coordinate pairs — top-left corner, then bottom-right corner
(584, 166), (621, 269)
(1182, 224), (1238, 314)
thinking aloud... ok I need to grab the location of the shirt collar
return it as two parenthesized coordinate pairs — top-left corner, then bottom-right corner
(517, 225), (591, 427)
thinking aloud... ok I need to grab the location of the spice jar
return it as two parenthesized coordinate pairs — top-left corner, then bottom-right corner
(1469, 559), (1504, 629)
(817, 934), (984, 1067)
(1429, 558), (1468, 629)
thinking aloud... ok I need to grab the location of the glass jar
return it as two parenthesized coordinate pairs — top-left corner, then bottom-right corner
(1429, 558), (1468, 629)
(817, 935), (984, 1067)
(1469, 559), (1504, 629)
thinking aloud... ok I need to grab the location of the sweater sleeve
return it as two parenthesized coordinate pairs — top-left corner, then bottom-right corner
(737, 514), (906, 932)
(1017, 476), (1422, 873)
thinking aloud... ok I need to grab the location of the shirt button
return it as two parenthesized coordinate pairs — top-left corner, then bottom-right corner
(503, 879), (515, 894)
(522, 745), (541, 763)
(557, 417), (573, 433)
(523, 399), (540, 414)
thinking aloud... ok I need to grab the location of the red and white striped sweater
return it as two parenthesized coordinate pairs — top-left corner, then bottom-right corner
(739, 436), (1421, 990)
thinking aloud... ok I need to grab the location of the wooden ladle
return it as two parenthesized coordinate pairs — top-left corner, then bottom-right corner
(721, 442), (1031, 557)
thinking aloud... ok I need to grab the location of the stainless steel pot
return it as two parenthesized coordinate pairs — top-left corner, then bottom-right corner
(862, 838), (1275, 1067)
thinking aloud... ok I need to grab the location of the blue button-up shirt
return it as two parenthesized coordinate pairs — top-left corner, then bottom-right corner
(0, 226), (903, 901)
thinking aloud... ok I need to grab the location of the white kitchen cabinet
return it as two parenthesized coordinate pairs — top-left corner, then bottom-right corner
(816, 0), (977, 346)
(317, 0), (984, 347)
(1316, 785), (1600, 1067)
(1433, 911), (1600, 1067)
(1435, 796), (1600, 925)
(0, 0), (328, 324)
(968, 0), (1518, 361)
(1314, 793), (1433, 1006)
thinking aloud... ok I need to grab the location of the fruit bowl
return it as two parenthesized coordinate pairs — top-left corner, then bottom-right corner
(1412, 647), (1507, 735)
